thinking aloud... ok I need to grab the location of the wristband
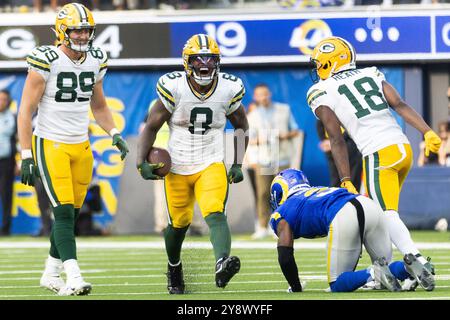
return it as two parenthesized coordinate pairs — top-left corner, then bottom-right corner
(340, 176), (351, 183)
(109, 128), (120, 137)
(21, 149), (33, 159)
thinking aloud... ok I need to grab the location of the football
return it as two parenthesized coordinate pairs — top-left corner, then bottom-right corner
(147, 147), (171, 177)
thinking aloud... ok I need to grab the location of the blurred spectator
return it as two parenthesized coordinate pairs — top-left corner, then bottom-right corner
(32, 0), (99, 12)
(417, 121), (449, 167)
(244, 102), (258, 199)
(316, 120), (362, 191)
(74, 148), (108, 236)
(0, 89), (17, 236)
(247, 84), (299, 239)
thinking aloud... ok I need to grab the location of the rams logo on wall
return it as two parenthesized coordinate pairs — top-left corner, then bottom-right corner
(289, 19), (332, 55)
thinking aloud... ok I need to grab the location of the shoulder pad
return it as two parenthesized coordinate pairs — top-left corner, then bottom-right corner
(89, 46), (108, 64)
(306, 83), (327, 107)
(27, 46), (60, 71)
(157, 72), (181, 109)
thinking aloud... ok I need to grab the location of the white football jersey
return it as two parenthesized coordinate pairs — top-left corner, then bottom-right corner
(27, 45), (107, 144)
(156, 72), (245, 175)
(307, 67), (409, 157)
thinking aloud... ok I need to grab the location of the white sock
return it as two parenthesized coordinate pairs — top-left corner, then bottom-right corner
(63, 259), (82, 282)
(384, 210), (420, 256)
(44, 255), (62, 276)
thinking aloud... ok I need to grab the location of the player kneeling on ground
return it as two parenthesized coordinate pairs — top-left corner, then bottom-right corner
(269, 169), (435, 292)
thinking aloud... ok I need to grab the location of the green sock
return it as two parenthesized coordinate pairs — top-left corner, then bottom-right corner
(74, 208), (80, 235)
(49, 227), (60, 259)
(53, 204), (77, 262)
(164, 225), (189, 265)
(205, 212), (231, 261)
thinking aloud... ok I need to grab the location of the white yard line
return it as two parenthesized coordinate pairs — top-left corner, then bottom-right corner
(1, 241), (450, 249)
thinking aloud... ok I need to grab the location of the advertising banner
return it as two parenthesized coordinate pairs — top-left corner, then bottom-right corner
(0, 66), (403, 234)
(0, 11), (449, 69)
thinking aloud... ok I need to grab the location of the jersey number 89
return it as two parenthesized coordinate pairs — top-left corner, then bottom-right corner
(55, 71), (95, 102)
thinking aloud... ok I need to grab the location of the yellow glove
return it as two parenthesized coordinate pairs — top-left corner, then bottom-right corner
(424, 130), (442, 157)
(340, 180), (358, 194)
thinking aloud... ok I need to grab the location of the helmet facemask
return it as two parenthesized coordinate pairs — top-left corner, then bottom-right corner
(309, 58), (321, 83)
(187, 54), (220, 86)
(65, 26), (95, 52)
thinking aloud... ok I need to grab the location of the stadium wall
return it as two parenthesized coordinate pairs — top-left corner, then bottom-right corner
(1, 8), (449, 234)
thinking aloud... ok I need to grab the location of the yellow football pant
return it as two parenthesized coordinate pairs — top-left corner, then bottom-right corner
(164, 162), (228, 228)
(32, 135), (93, 208)
(363, 143), (413, 212)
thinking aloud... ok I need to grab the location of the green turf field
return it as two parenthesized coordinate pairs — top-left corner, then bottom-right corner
(0, 231), (449, 300)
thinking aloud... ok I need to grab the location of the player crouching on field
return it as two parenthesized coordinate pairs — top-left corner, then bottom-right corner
(269, 169), (435, 292)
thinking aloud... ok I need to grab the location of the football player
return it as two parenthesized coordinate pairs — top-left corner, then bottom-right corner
(270, 169), (435, 292)
(17, 3), (129, 296)
(307, 36), (438, 291)
(137, 34), (249, 294)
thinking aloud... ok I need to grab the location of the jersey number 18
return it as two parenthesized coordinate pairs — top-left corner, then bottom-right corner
(338, 76), (389, 119)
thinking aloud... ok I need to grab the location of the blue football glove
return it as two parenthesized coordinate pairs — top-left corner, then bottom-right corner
(21, 157), (39, 186)
(227, 164), (244, 184)
(138, 161), (165, 180)
(112, 134), (129, 160)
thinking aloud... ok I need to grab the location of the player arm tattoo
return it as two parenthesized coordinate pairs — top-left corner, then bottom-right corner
(226, 104), (249, 166)
(315, 105), (352, 182)
(382, 81), (431, 135)
(277, 220), (302, 292)
(136, 99), (171, 167)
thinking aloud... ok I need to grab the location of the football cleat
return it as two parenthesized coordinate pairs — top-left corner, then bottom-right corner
(372, 257), (401, 292)
(401, 277), (418, 292)
(215, 256), (240, 288)
(167, 262), (185, 294)
(403, 253), (435, 291)
(361, 280), (385, 291)
(58, 277), (92, 296)
(40, 273), (65, 294)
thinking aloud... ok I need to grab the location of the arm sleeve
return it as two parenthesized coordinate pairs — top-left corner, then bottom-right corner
(156, 74), (176, 113)
(277, 246), (302, 292)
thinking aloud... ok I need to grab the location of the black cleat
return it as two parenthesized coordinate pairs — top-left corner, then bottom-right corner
(215, 256), (240, 288)
(167, 262), (185, 294)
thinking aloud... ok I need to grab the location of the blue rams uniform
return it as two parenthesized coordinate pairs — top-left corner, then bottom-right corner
(270, 187), (356, 239)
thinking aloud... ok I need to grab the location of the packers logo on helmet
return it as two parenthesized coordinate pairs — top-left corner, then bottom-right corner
(182, 34), (220, 86)
(310, 36), (356, 82)
(54, 3), (95, 52)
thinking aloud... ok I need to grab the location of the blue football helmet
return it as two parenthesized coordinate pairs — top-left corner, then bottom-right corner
(269, 168), (310, 210)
